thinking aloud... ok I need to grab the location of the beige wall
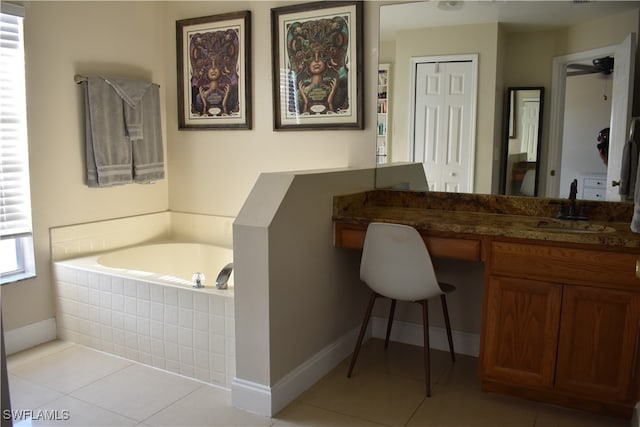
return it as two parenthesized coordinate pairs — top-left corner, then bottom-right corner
(163, 1), (377, 218)
(2, 2), (169, 331)
(2, 1), (379, 333)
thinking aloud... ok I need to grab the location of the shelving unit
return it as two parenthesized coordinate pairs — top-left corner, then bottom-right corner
(377, 64), (390, 164)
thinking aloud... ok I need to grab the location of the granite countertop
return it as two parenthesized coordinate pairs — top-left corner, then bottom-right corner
(333, 190), (640, 249)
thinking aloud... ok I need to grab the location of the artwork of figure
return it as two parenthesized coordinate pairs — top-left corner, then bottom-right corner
(189, 28), (240, 117)
(285, 15), (350, 116)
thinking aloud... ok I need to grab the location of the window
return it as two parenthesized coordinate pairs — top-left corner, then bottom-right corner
(1, 3), (35, 284)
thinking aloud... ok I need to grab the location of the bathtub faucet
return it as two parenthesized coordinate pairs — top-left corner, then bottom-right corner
(192, 272), (206, 288)
(216, 263), (233, 290)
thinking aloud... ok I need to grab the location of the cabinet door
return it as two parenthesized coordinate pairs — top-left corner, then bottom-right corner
(481, 275), (562, 387)
(555, 286), (640, 403)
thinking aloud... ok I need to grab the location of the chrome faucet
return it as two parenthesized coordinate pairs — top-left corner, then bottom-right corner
(192, 272), (205, 288)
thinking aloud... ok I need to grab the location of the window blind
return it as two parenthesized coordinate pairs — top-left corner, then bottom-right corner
(0, 7), (32, 238)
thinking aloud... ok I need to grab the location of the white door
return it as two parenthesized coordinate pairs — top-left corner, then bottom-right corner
(521, 99), (540, 161)
(412, 58), (477, 192)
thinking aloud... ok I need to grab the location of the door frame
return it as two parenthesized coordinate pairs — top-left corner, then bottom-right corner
(408, 54), (478, 192)
(546, 34), (636, 200)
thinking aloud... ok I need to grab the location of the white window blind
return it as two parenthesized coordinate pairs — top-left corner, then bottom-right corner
(0, 6), (32, 239)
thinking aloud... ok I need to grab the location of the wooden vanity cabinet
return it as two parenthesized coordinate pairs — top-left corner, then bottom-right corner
(481, 239), (640, 416)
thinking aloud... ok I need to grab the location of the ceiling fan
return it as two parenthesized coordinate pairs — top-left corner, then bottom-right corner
(566, 56), (614, 77)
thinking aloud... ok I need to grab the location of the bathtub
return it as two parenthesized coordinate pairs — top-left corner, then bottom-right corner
(53, 242), (235, 388)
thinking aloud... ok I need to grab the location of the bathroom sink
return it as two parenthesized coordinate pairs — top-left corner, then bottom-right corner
(534, 219), (616, 234)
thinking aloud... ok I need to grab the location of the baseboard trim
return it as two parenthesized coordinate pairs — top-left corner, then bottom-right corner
(231, 325), (365, 417)
(4, 318), (57, 356)
(371, 316), (479, 357)
(270, 325), (362, 415)
(231, 378), (272, 417)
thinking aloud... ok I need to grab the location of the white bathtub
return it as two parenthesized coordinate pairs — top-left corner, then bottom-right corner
(53, 242), (235, 388)
(97, 242), (234, 291)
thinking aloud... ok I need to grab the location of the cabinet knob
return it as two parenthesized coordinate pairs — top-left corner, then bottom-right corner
(612, 180), (621, 187)
(636, 259), (640, 279)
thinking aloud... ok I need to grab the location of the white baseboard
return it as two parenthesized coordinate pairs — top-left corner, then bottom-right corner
(4, 318), (57, 356)
(371, 316), (479, 357)
(231, 377), (272, 417)
(231, 325), (364, 417)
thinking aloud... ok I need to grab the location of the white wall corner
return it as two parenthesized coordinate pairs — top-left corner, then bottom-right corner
(371, 316), (480, 357)
(4, 318), (57, 355)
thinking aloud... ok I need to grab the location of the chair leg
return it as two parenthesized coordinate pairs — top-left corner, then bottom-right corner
(347, 291), (378, 378)
(420, 299), (431, 397)
(440, 294), (455, 362)
(384, 299), (397, 350)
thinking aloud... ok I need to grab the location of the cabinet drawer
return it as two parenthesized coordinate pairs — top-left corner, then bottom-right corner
(334, 222), (481, 261)
(582, 188), (605, 201)
(490, 241), (640, 289)
(583, 178), (606, 188)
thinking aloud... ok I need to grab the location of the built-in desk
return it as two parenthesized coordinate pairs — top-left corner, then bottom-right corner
(333, 190), (640, 419)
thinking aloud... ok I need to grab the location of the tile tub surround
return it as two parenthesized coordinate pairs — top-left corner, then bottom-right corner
(53, 262), (235, 388)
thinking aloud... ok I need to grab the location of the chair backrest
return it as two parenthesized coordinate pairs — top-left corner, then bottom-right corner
(520, 169), (536, 196)
(360, 222), (443, 301)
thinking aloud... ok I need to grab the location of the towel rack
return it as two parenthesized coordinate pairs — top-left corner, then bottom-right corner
(73, 74), (160, 88)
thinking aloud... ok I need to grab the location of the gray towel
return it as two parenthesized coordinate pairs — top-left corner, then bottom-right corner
(620, 117), (639, 200)
(104, 77), (152, 141)
(632, 147), (640, 232)
(84, 76), (133, 187)
(132, 84), (164, 183)
(83, 76), (164, 187)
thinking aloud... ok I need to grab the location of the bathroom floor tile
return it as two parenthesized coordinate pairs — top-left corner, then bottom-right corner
(6, 339), (634, 427)
(144, 384), (271, 426)
(9, 344), (133, 394)
(7, 340), (75, 370)
(272, 401), (385, 426)
(407, 387), (537, 427)
(345, 338), (454, 383)
(533, 405), (629, 427)
(30, 395), (138, 426)
(69, 363), (201, 422)
(297, 356), (427, 426)
(7, 375), (64, 414)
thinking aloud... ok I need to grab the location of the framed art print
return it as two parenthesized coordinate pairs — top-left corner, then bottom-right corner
(177, 11), (252, 129)
(271, 1), (363, 130)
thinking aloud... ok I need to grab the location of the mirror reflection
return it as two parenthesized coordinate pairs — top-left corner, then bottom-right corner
(376, 1), (639, 202)
(502, 87), (544, 197)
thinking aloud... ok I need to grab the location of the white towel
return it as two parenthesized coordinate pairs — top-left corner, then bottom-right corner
(83, 76), (164, 187)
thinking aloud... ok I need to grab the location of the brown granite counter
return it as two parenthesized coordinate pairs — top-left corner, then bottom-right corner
(333, 190), (640, 249)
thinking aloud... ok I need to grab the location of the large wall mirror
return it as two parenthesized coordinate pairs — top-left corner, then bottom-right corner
(502, 87), (544, 197)
(376, 1), (639, 202)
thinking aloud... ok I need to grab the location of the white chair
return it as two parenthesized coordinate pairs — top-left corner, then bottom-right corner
(346, 222), (456, 396)
(520, 169), (536, 196)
